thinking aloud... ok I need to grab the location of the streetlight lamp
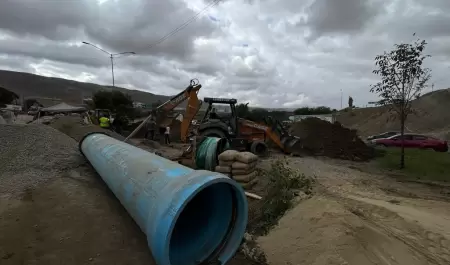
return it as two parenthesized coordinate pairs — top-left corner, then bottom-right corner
(82, 41), (135, 87)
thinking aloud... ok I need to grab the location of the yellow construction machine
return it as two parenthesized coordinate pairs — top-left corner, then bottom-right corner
(125, 79), (202, 142)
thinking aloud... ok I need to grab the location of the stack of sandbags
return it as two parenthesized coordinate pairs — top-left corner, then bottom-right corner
(215, 150), (259, 190)
(214, 150), (236, 176)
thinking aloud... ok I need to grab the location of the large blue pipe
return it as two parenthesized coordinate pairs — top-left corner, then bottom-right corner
(79, 133), (248, 265)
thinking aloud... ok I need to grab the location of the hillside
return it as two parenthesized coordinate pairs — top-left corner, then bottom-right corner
(336, 88), (450, 140)
(0, 69), (171, 106)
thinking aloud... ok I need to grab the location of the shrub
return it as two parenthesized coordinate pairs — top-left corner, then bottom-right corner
(249, 159), (314, 236)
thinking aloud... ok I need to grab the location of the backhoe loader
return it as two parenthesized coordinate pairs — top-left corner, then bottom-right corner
(197, 97), (300, 156)
(124, 79), (202, 143)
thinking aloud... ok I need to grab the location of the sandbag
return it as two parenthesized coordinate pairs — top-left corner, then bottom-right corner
(232, 168), (256, 175)
(235, 152), (258, 164)
(215, 165), (231, 173)
(240, 178), (258, 190)
(218, 150), (239, 161)
(232, 161), (257, 170)
(218, 160), (233, 167)
(232, 172), (257, 183)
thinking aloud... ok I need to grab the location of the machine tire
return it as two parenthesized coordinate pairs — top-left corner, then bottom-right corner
(200, 128), (227, 139)
(250, 141), (268, 157)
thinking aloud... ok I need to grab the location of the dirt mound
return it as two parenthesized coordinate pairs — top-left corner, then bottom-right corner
(290, 118), (374, 161)
(258, 194), (450, 265)
(337, 88), (450, 139)
(0, 124), (85, 198)
(48, 116), (125, 142)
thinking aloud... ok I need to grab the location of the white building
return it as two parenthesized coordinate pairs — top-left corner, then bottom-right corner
(133, 102), (145, 108)
(289, 114), (336, 123)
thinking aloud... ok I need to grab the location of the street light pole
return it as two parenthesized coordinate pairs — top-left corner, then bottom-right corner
(110, 55), (115, 87)
(340, 89), (343, 109)
(82, 41), (135, 87)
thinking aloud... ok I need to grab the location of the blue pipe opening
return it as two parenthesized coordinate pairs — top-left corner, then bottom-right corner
(169, 183), (234, 265)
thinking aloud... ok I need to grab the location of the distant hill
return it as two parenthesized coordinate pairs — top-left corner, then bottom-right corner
(0, 69), (171, 106)
(336, 88), (450, 140)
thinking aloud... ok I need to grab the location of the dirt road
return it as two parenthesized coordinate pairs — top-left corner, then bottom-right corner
(258, 156), (450, 265)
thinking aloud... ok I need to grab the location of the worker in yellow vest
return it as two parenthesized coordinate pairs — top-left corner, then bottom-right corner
(99, 115), (110, 129)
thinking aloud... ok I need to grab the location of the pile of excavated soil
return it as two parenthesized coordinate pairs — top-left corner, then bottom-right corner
(337, 88), (450, 139)
(290, 118), (374, 161)
(0, 124), (258, 265)
(258, 195), (450, 265)
(48, 116), (186, 161)
(0, 124), (85, 198)
(48, 115), (125, 142)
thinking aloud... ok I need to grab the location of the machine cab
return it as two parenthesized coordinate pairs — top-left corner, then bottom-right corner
(200, 97), (239, 137)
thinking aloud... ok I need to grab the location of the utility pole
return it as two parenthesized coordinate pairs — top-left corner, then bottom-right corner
(110, 55), (115, 87)
(340, 89), (343, 109)
(82, 41), (135, 87)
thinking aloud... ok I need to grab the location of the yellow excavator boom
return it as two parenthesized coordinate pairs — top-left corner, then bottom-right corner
(124, 79), (202, 143)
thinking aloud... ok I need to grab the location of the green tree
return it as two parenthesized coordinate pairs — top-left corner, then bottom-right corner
(0, 86), (19, 107)
(370, 35), (431, 169)
(92, 90), (113, 110)
(293, 106), (333, 115)
(236, 104), (290, 123)
(236, 103), (250, 118)
(247, 108), (269, 122)
(93, 90), (136, 127)
(24, 99), (43, 110)
(93, 90), (134, 112)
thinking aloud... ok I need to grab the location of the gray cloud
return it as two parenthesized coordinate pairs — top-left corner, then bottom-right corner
(0, 0), (95, 41)
(0, 0), (216, 60)
(0, 37), (108, 68)
(304, 0), (386, 39)
(84, 0), (217, 58)
(0, 0), (449, 108)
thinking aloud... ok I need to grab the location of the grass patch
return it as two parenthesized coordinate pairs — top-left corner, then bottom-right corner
(375, 147), (450, 181)
(248, 159), (314, 236)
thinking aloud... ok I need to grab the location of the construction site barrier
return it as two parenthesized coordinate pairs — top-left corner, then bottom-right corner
(79, 133), (248, 265)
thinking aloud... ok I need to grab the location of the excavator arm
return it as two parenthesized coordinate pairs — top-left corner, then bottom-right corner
(238, 117), (300, 154)
(124, 79), (202, 143)
(159, 79), (201, 112)
(180, 82), (202, 142)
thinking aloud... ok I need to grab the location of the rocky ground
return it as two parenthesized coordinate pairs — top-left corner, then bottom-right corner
(1, 121), (450, 265)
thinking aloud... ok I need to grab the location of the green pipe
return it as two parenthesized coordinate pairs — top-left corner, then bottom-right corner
(196, 137), (230, 170)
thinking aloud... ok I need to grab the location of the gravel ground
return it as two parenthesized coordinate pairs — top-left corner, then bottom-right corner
(0, 124), (258, 265)
(0, 124), (86, 198)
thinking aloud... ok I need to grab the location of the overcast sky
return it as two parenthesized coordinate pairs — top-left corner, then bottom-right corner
(0, 0), (449, 109)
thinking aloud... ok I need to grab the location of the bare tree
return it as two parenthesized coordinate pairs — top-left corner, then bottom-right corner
(370, 35), (432, 169)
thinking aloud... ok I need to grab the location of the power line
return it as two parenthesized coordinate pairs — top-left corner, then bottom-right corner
(148, 0), (221, 48)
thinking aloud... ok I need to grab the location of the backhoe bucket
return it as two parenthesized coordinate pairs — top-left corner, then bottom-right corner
(280, 135), (302, 154)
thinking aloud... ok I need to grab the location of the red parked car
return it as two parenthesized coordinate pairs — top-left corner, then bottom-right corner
(374, 134), (448, 152)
